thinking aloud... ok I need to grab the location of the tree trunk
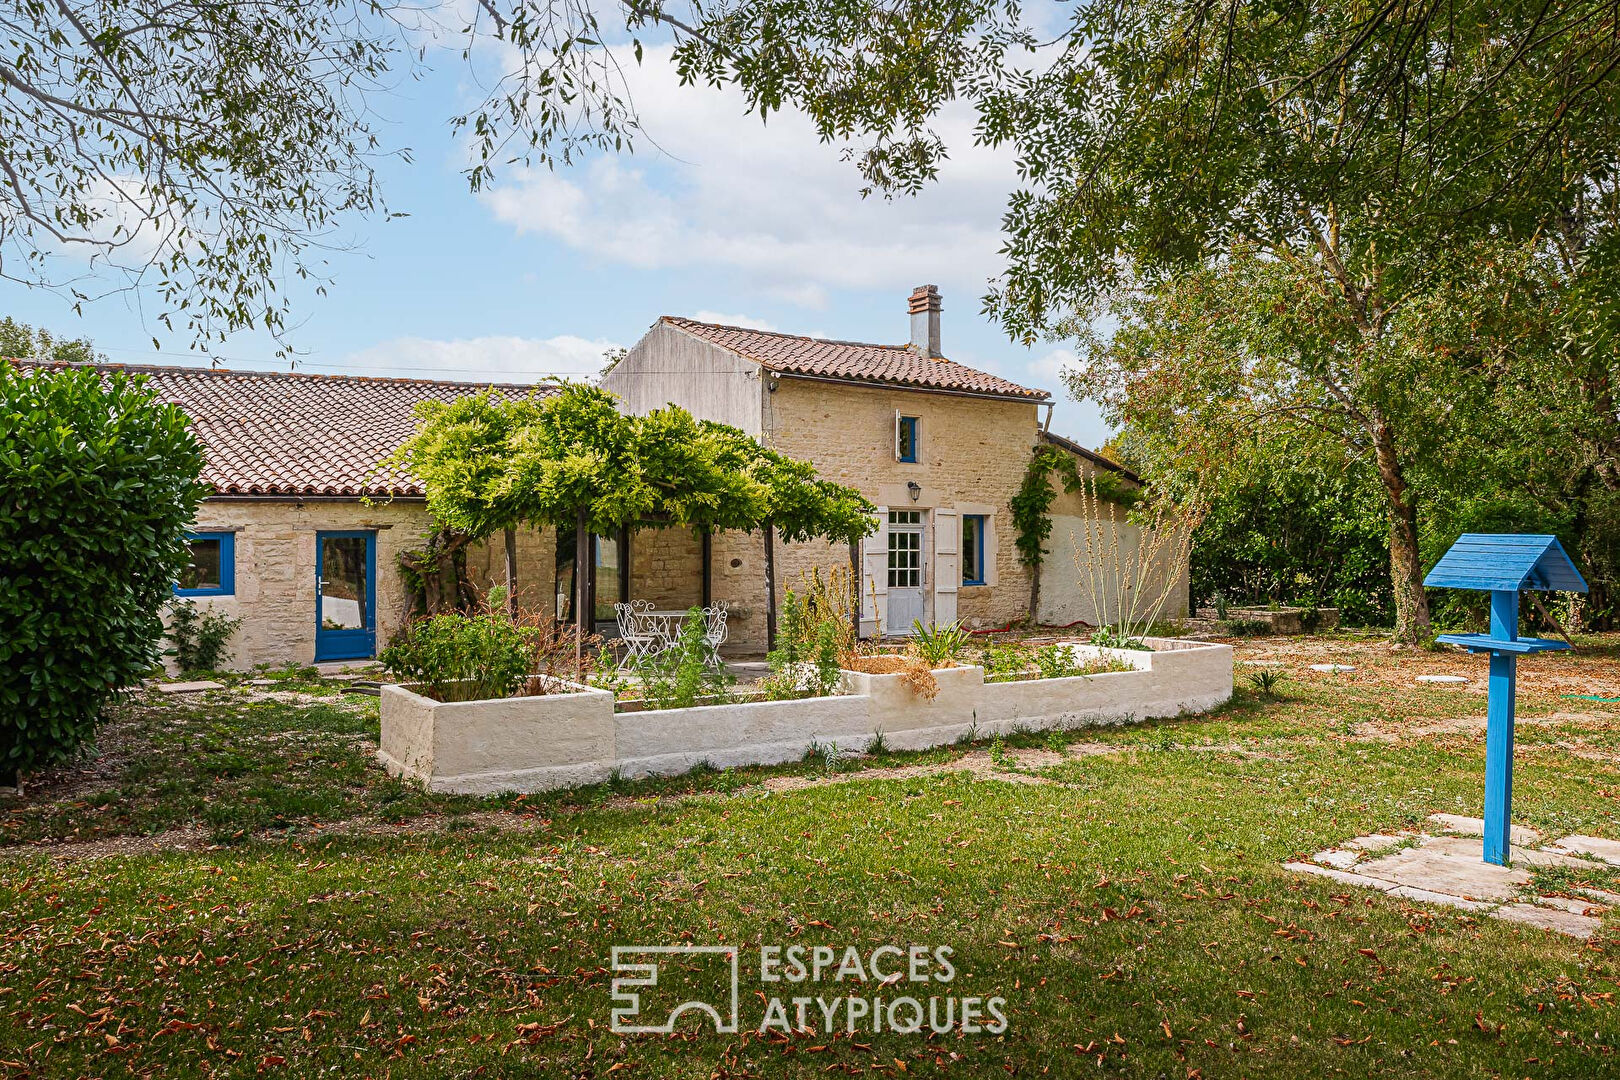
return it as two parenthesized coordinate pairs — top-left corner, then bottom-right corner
(503, 527), (518, 615)
(1029, 560), (1042, 625)
(574, 509), (588, 670)
(764, 520), (777, 652)
(1370, 420), (1431, 643)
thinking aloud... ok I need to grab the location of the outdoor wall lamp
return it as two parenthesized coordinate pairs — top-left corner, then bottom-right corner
(907, 481), (922, 502)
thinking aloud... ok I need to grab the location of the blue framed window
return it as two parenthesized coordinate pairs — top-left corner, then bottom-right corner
(962, 515), (986, 585)
(175, 531), (235, 596)
(897, 416), (920, 463)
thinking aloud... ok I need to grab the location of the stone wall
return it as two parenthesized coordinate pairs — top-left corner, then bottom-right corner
(184, 498), (555, 670)
(627, 526), (705, 612)
(758, 377), (1043, 646)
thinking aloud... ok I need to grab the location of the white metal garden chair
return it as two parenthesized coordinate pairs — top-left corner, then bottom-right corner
(615, 600), (659, 660)
(700, 602), (728, 666)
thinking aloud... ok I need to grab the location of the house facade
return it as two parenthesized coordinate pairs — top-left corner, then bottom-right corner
(16, 362), (559, 671)
(18, 291), (1183, 669)
(603, 286), (1184, 650)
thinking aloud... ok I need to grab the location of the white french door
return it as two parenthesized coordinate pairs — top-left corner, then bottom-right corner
(885, 510), (925, 634)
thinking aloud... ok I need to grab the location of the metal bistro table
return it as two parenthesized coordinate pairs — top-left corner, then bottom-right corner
(1423, 533), (1588, 866)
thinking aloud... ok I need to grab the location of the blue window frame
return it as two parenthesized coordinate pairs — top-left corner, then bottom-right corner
(897, 416), (920, 463)
(962, 515), (986, 585)
(175, 531), (235, 596)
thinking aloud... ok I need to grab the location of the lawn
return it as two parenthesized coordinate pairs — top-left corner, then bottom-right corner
(3, 634), (1620, 1077)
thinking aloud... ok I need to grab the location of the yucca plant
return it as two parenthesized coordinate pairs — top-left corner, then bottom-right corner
(910, 619), (972, 666)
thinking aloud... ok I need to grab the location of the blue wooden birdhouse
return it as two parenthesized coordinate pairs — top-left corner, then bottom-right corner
(1423, 534), (1587, 865)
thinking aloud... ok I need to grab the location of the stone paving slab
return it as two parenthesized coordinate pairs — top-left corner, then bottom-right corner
(1417, 833), (1592, 869)
(157, 680), (226, 694)
(1546, 835), (1620, 866)
(1532, 895), (1606, 916)
(1312, 848), (1361, 870)
(1492, 903), (1601, 939)
(1282, 862), (1399, 891)
(1287, 820), (1618, 938)
(1357, 842), (1531, 902)
(1345, 833), (1409, 853)
(1416, 675), (1469, 685)
(1386, 885), (1493, 912)
(1426, 813), (1542, 846)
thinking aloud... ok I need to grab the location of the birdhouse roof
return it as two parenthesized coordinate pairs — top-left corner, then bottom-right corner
(1423, 534), (1588, 593)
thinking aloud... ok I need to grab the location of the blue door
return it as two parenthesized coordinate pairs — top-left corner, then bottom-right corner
(315, 531), (376, 661)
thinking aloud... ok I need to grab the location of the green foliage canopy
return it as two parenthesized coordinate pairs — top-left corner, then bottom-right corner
(388, 383), (875, 546)
(0, 363), (206, 780)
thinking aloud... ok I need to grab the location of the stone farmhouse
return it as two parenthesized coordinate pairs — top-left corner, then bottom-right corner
(13, 287), (1184, 669)
(605, 285), (1183, 647)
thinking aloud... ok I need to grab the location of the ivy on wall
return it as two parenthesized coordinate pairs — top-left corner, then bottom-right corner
(1011, 445), (1141, 614)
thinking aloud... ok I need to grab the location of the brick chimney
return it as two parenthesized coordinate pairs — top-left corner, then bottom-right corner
(908, 284), (942, 358)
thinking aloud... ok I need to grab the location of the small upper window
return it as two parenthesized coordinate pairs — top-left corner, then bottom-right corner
(897, 416), (920, 463)
(176, 531), (235, 596)
(962, 515), (986, 585)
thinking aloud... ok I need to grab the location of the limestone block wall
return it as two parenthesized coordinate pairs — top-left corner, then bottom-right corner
(628, 526), (705, 612)
(183, 498), (554, 670)
(758, 377), (1044, 644)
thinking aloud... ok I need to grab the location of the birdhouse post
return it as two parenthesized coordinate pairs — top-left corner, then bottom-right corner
(1423, 534), (1587, 866)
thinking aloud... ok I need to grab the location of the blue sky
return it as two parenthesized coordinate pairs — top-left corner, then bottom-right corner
(0, 32), (1109, 447)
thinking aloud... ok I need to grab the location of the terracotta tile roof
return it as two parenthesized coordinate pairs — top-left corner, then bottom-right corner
(1040, 430), (1142, 485)
(10, 360), (550, 497)
(662, 316), (1049, 401)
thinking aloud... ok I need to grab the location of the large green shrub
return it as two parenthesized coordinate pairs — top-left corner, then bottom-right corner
(379, 609), (539, 702)
(0, 364), (206, 782)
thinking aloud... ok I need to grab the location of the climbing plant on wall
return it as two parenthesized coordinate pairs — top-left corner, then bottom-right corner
(1011, 445), (1140, 616)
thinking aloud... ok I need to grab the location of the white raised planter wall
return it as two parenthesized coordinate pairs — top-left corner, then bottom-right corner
(378, 638), (1233, 795)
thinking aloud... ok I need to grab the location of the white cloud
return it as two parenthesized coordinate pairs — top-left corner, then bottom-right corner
(312, 333), (624, 382)
(1029, 347), (1079, 387)
(692, 311), (777, 331)
(477, 43), (1017, 309)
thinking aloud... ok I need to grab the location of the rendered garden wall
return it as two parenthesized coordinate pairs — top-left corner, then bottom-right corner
(377, 639), (1234, 795)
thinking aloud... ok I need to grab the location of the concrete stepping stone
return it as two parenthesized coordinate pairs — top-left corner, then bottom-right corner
(1309, 664), (1355, 673)
(1387, 885), (1492, 912)
(1426, 813), (1542, 846)
(1312, 848), (1361, 870)
(1357, 840), (1532, 901)
(1345, 833), (1409, 853)
(1532, 895), (1605, 915)
(1576, 888), (1620, 905)
(1491, 903), (1601, 940)
(1416, 675), (1469, 685)
(1282, 862), (1400, 891)
(246, 678), (280, 688)
(1416, 833), (1590, 869)
(158, 680), (225, 694)
(1546, 835), (1620, 866)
